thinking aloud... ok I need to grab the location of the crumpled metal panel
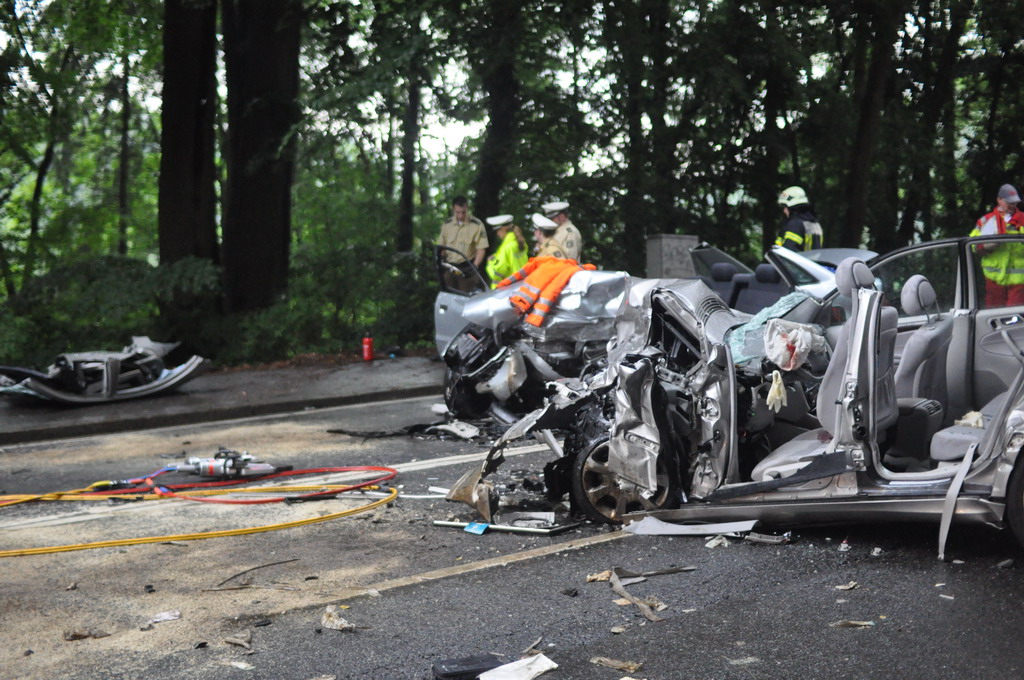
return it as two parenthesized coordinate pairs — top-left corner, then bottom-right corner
(608, 348), (664, 492)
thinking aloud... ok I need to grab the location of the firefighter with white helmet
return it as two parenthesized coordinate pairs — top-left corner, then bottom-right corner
(776, 186), (823, 251)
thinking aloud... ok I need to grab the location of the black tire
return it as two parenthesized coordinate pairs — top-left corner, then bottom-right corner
(570, 434), (680, 524)
(1006, 457), (1024, 548)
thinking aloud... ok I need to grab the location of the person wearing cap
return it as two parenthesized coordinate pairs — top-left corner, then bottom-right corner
(775, 186), (823, 251)
(484, 214), (529, 288)
(531, 213), (567, 258)
(542, 200), (583, 260)
(970, 184), (1024, 307)
(437, 195), (488, 292)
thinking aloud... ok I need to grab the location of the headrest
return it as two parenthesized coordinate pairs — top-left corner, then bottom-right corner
(754, 263), (781, 284)
(834, 257), (874, 296)
(900, 274), (936, 316)
(710, 262), (738, 282)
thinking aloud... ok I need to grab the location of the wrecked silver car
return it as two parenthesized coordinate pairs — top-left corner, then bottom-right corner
(0, 336), (207, 404)
(434, 246), (626, 417)
(450, 236), (1024, 554)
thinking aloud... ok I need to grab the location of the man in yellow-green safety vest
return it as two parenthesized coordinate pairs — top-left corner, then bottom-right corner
(484, 214), (529, 288)
(971, 183), (1024, 308)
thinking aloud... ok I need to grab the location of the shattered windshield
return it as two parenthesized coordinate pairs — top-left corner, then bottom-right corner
(726, 291), (817, 364)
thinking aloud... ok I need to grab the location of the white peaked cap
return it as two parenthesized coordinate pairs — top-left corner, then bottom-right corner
(531, 213), (558, 230)
(486, 214), (514, 228)
(541, 201), (569, 216)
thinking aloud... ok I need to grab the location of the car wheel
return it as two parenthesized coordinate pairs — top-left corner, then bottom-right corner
(1006, 457), (1024, 548)
(570, 434), (679, 524)
(443, 367), (491, 419)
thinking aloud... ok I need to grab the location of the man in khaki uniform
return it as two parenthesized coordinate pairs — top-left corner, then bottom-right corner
(437, 195), (488, 292)
(542, 200), (582, 260)
(531, 213), (566, 258)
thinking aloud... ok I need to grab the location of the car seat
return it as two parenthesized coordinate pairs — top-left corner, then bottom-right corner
(734, 264), (788, 314)
(894, 275), (953, 408)
(751, 258), (899, 481)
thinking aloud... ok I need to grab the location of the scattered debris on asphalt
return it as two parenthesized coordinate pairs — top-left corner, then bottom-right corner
(590, 656), (643, 672)
(704, 535), (730, 549)
(214, 558), (299, 588)
(835, 581), (859, 591)
(321, 605), (359, 632)
(432, 654), (505, 679)
(224, 660), (255, 670)
(838, 539), (851, 552)
(433, 518), (581, 536)
(610, 625), (627, 634)
(148, 610), (181, 624)
(225, 630), (253, 649)
(623, 517), (758, 536)
(871, 547), (883, 557)
(744, 531), (792, 545)
(65, 582), (78, 590)
(477, 653), (558, 679)
(521, 637), (543, 656)
(940, 594), (955, 600)
(727, 656), (761, 666)
(830, 620), (876, 629)
(144, 584), (155, 593)
(997, 558), (1014, 569)
(63, 629), (110, 641)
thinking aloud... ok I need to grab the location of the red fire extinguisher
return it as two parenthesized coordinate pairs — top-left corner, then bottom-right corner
(362, 333), (375, 361)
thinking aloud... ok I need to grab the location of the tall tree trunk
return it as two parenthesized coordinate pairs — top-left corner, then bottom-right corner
(646, 0), (675, 236)
(117, 50), (131, 256)
(841, 0), (902, 247)
(396, 71), (420, 253)
(892, 0), (971, 251)
(612, 0), (648, 274)
(221, 0), (302, 313)
(472, 0), (522, 221)
(158, 0), (218, 264)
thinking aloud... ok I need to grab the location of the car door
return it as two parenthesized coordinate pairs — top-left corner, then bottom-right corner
(967, 235), (1024, 408)
(867, 241), (963, 369)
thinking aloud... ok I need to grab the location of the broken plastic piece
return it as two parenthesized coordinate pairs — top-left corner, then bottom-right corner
(478, 653), (558, 680)
(321, 605), (357, 631)
(464, 521), (489, 535)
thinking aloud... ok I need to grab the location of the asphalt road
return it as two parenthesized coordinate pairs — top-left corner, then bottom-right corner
(2, 395), (1023, 680)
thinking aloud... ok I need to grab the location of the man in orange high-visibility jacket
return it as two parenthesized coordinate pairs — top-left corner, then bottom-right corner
(497, 256), (596, 326)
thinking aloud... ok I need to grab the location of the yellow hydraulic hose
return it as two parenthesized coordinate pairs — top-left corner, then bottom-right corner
(0, 486), (397, 559)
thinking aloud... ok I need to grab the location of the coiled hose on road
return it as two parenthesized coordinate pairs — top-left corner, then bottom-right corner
(0, 465), (398, 558)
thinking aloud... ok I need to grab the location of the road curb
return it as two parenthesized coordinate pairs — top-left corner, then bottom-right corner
(0, 384), (442, 446)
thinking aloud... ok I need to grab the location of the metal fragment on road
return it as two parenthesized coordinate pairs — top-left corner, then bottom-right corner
(590, 656), (643, 672)
(830, 620), (876, 629)
(623, 516), (758, 536)
(728, 656), (761, 666)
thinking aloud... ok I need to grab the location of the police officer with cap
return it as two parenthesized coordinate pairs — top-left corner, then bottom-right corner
(542, 200), (582, 260)
(437, 195), (488, 292)
(775, 186), (823, 251)
(485, 214), (529, 288)
(531, 213), (567, 258)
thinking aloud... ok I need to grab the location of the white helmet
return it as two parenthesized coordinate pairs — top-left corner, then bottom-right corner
(778, 186), (809, 207)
